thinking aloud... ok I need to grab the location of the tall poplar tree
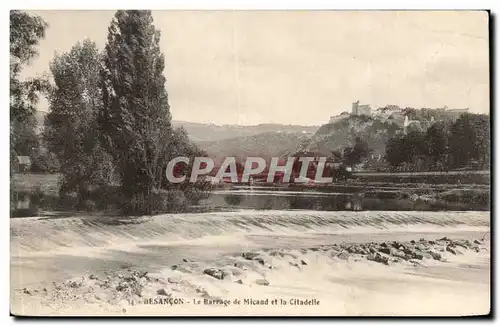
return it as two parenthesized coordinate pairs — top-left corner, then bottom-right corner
(100, 10), (173, 203)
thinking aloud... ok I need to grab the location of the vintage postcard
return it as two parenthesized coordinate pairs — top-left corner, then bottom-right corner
(10, 10), (490, 316)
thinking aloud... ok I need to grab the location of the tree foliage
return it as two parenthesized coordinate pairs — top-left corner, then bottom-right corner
(10, 11), (49, 169)
(385, 113), (490, 171)
(45, 40), (115, 199)
(100, 10), (173, 201)
(343, 137), (371, 166)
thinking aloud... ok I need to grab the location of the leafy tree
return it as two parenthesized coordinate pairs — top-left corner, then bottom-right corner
(10, 10), (49, 170)
(385, 113), (490, 171)
(425, 121), (449, 165)
(100, 10), (175, 207)
(30, 147), (60, 173)
(449, 113), (490, 168)
(45, 40), (114, 200)
(12, 114), (39, 155)
(343, 137), (370, 166)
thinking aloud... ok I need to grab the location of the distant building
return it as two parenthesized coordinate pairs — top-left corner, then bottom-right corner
(389, 111), (406, 126)
(351, 101), (371, 116)
(441, 107), (469, 119)
(15, 156), (31, 173)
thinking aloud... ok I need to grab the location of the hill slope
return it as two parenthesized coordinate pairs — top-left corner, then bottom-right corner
(196, 131), (312, 162)
(172, 120), (318, 142)
(291, 115), (402, 157)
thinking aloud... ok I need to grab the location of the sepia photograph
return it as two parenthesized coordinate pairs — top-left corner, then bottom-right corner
(9, 9), (491, 317)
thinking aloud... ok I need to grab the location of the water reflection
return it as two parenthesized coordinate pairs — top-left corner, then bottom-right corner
(11, 185), (489, 218)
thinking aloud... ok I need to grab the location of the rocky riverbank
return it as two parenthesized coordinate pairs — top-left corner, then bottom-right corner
(12, 235), (490, 316)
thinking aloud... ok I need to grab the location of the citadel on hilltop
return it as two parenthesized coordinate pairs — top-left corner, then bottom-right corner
(329, 101), (470, 130)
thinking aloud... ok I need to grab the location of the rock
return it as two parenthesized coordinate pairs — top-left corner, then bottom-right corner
(474, 239), (481, 245)
(168, 276), (181, 284)
(412, 251), (424, 260)
(269, 250), (285, 257)
(409, 259), (422, 266)
(421, 252), (432, 259)
(428, 240), (436, 245)
(289, 262), (300, 268)
(157, 288), (171, 296)
(367, 252), (389, 265)
(242, 252), (260, 260)
(391, 241), (402, 248)
(336, 252), (350, 261)
(171, 265), (192, 274)
(116, 281), (129, 292)
(255, 279), (270, 286)
(300, 260), (308, 266)
(89, 274), (99, 280)
(254, 257), (265, 265)
(439, 237), (450, 241)
(379, 247), (391, 255)
(380, 242), (388, 248)
(203, 268), (228, 280)
(234, 262), (244, 269)
(446, 246), (457, 255)
(234, 279), (243, 284)
(182, 258), (190, 263)
(68, 280), (82, 288)
(389, 248), (406, 259)
(22, 288), (31, 295)
(415, 244), (427, 251)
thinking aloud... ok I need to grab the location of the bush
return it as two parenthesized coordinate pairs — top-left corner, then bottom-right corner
(123, 188), (188, 215)
(30, 148), (60, 173)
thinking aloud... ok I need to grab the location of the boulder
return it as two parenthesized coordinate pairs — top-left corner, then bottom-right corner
(336, 252), (350, 261)
(379, 247), (391, 255)
(157, 288), (171, 296)
(242, 252), (260, 260)
(255, 279), (270, 286)
(367, 252), (389, 265)
(168, 276), (181, 284)
(203, 268), (229, 280)
(389, 248), (407, 259)
(446, 246), (457, 255)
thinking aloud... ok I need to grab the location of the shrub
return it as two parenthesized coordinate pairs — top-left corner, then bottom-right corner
(123, 188), (188, 215)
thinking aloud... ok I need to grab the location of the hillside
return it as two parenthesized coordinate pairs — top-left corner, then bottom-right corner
(172, 120), (319, 142)
(290, 115), (402, 157)
(196, 131), (312, 163)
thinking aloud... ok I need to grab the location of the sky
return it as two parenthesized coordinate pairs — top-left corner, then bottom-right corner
(21, 10), (490, 126)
